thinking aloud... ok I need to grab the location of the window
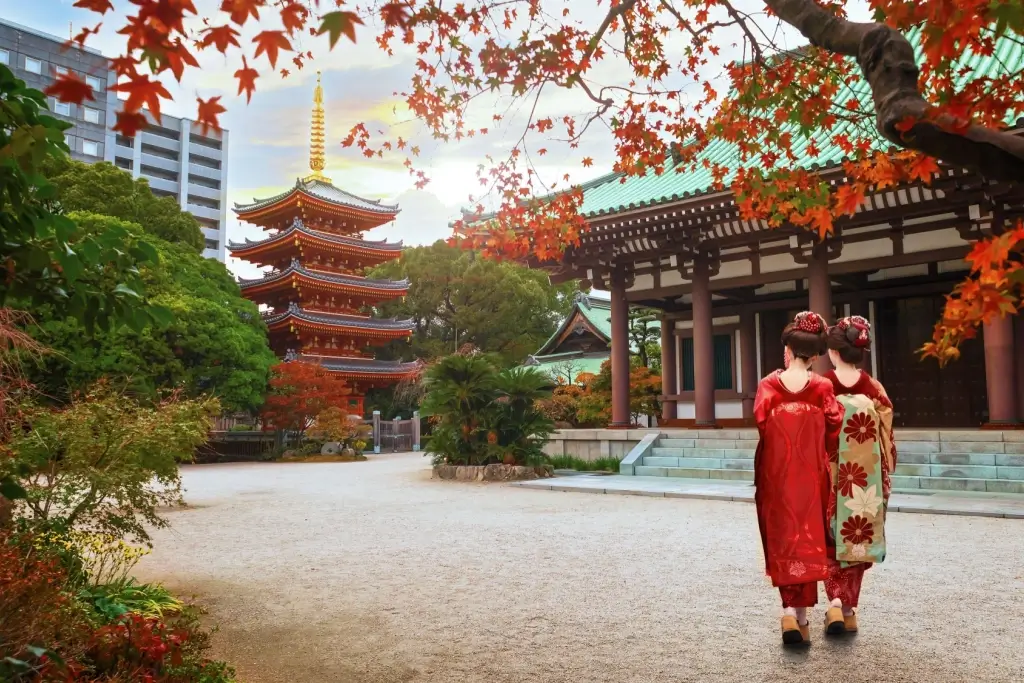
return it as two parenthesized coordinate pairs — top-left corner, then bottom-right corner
(115, 156), (133, 171)
(0, 50), (9, 66)
(83, 107), (100, 124)
(680, 333), (735, 392)
(86, 75), (102, 90)
(54, 100), (71, 116)
(82, 140), (100, 157)
(64, 133), (73, 150)
(204, 238), (219, 251)
(115, 134), (134, 148)
(54, 65), (69, 76)
(24, 57), (42, 74)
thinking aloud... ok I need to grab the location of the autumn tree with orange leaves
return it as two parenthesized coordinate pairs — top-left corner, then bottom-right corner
(261, 361), (352, 437)
(54, 0), (1024, 364)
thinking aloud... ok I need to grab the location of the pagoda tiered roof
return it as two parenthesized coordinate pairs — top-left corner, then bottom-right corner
(234, 178), (399, 230)
(227, 218), (404, 258)
(264, 303), (414, 338)
(238, 259), (409, 298)
(284, 350), (421, 379)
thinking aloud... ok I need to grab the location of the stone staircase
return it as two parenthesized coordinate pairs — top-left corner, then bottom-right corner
(626, 429), (1024, 494)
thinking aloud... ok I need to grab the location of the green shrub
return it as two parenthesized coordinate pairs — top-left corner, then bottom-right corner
(421, 354), (554, 466)
(548, 455), (622, 472)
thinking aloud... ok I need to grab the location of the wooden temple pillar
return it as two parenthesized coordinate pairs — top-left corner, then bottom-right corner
(850, 298), (873, 375)
(660, 314), (678, 424)
(692, 258), (716, 427)
(739, 310), (758, 420)
(609, 273), (631, 428)
(983, 314), (1019, 425)
(807, 246), (834, 374)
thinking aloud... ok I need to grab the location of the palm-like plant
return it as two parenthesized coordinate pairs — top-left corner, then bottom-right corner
(421, 356), (553, 466)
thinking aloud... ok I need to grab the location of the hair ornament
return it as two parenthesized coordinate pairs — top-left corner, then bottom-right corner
(837, 315), (871, 348)
(793, 310), (826, 334)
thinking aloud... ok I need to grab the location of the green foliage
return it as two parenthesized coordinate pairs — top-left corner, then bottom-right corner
(25, 212), (275, 412)
(5, 385), (220, 545)
(548, 455), (622, 472)
(420, 353), (554, 466)
(0, 65), (165, 333)
(575, 360), (662, 427)
(44, 157), (205, 251)
(79, 578), (184, 623)
(629, 307), (662, 370)
(370, 241), (579, 365)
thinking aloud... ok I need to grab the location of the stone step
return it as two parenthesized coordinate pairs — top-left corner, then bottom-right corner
(657, 438), (760, 450)
(894, 464), (1024, 480)
(643, 456), (753, 470)
(633, 465), (754, 481)
(889, 475), (1024, 495)
(650, 447), (754, 460)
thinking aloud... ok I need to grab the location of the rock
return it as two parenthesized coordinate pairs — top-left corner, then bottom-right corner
(433, 463), (550, 482)
(321, 442), (342, 455)
(342, 447), (356, 458)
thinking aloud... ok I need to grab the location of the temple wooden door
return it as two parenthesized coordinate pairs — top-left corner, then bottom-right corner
(876, 295), (988, 427)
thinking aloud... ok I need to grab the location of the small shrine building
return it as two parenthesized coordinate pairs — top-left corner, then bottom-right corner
(229, 73), (419, 415)
(522, 293), (612, 383)
(517, 37), (1024, 430)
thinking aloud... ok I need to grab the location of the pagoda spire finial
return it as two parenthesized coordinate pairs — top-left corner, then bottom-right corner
(305, 71), (330, 183)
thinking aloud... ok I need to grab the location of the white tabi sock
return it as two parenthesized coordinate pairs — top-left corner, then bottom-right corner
(783, 607), (797, 619)
(794, 607), (808, 625)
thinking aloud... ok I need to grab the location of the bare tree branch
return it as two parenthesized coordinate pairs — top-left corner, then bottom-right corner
(764, 0), (1024, 182)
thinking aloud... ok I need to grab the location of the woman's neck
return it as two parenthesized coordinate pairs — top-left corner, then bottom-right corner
(833, 361), (861, 383)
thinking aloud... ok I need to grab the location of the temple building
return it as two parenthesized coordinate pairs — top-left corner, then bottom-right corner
(229, 73), (419, 415)
(512, 36), (1024, 432)
(522, 292), (613, 383)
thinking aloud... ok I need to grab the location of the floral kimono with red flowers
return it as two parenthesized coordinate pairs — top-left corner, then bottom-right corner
(824, 370), (897, 568)
(753, 372), (844, 593)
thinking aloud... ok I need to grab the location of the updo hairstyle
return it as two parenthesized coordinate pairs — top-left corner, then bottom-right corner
(781, 311), (828, 362)
(827, 315), (872, 364)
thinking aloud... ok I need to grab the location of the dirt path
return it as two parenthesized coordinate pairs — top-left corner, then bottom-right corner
(134, 454), (1024, 683)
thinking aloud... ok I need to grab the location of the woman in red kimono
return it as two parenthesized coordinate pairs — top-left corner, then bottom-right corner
(754, 311), (843, 646)
(821, 316), (897, 636)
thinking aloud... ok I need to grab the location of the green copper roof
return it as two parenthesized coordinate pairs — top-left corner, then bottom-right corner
(521, 352), (608, 382)
(535, 293), (612, 356)
(576, 29), (1024, 218)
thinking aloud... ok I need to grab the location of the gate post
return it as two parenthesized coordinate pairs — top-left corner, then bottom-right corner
(372, 410), (381, 454)
(412, 411), (421, 452)
(392, 416), (400, 452)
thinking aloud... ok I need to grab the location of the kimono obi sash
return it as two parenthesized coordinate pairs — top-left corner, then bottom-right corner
(832, 393), (890, 566)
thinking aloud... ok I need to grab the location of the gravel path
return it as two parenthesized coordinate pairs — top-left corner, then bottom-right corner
(134, 453), (1024, 683)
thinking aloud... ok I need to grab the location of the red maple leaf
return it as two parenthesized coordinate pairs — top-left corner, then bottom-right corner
(220, 0), (261, 26)
(112, 74), (172, 122)
(381, 2), (413, 28)
(43, 72), (95, 105)
(73, 0), (114, 13)
(196, 96), (226, 135)
(906, 154), (941, 183)
(582, 157), (593, 167)
(109, 55), (140, 78)
(234, 57), (259, 103)
(833, 184), (864, 216)
(112, 110), (148, 137)
(198, 25), (241, 53)
(280, 2), (308, 34)
(253, 30), (292, 69)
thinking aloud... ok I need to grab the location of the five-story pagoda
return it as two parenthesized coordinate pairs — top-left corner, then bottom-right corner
(229, 73), (418, 416)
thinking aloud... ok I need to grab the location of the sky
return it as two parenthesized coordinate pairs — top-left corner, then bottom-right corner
(3, 1), (873, 279)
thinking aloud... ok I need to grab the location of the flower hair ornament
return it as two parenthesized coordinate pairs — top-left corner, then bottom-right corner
(793, 310), (827, 334)
(838, 315), (871, 348)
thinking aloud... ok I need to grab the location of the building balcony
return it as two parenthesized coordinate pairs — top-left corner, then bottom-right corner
(186, 183), (221, 201)
(144, 176), (180, 196)
(140, 153), (179, 174)
(188, 162), (222, 179)
(140, 130), (181, 153)
(187, 204), (221, 221)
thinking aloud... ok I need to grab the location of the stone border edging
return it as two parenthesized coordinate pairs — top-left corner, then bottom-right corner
(433, 464), (554, 481)
(618, 433), (659, 475)
(511, 477), (1024, 519)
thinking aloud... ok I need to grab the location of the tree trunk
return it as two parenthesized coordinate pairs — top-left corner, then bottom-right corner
(764, 0), (1024, 181)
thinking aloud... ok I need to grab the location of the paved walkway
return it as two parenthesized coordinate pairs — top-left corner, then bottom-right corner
(515, 473), (1024, 518)
(134, 454), (1024, 682)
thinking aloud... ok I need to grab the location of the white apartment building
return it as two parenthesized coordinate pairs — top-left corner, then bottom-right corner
(0, 19), (229, 261)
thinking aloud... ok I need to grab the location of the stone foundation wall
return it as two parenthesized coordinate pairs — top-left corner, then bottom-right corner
(543, 428), (659, 462)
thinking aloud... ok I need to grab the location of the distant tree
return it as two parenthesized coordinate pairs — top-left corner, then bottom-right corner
(44, 157), (204, 251)
(261, 362), (353, 439)
(370, 241), (579, 365)
(548, 359), (585, 386)
(628, 308), (662, 370)
(26, 213), (275, 412)
(577, 361), (662, 427)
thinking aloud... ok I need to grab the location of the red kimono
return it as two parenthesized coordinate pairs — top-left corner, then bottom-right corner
(753, 371), (844, 602)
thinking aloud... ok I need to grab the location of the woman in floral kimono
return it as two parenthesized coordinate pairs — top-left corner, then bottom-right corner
(753, 311), (844, 646)
(821, 316), (897, 636)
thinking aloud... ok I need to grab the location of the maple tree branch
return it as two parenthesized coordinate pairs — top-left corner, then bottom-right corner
(717, 0), (765, 63)
(763, 0), (1024, 182)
